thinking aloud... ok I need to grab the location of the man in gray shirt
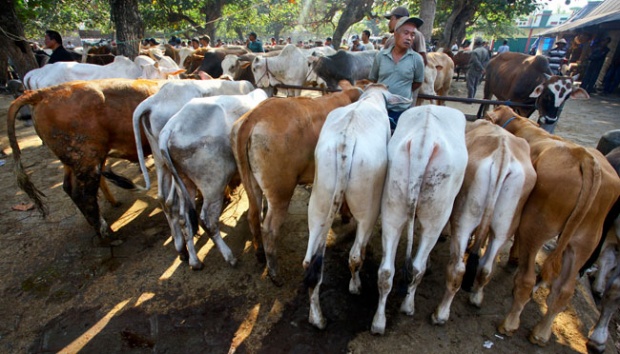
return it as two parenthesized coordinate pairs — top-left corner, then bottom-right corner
(370, 16), (425, 129)
(466, 37), (490, 99)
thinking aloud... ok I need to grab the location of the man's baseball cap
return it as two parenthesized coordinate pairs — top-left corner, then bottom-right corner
(384, 6), (410, 19)
(394, 16), (424, 31)
(351, 35), (360, 41)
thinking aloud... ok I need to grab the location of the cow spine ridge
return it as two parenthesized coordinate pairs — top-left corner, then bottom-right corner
(542, 150), (603, 282)
(7, 90), (48, 216)
(462, 139), (511, 291)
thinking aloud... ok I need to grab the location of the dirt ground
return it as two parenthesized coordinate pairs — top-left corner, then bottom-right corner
(1, 80), (619, 354)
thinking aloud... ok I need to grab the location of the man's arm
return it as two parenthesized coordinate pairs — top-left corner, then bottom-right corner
(412, 82), (422, 92)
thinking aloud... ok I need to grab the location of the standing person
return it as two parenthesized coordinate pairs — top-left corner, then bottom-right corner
(602, 55), (620, 95)
(325, 37), (334, 49)
(247, 32), (265, 53)
(581, 37), (611, 94)
(362, 30), (375, 50)
(350, 35), (365, 51)
(44, 30), (76, 64)
(383, 6), (427, 65)
(497, 40), (510, 54)
(546, 38), (568, 75)
(190, 38), (200, 50)
(369, 17), (424, 130)
(199, 35), (211, 48)
(466, 37), (490, 99)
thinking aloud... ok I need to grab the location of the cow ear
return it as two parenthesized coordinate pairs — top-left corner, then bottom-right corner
(199, 71), (213, 80)
(435, 65), (444, 71)
(240, 61), (251, 69)
(307, 56), (318, 63)
(529, 83), (545, 98)
(572, 74), (580, 81)
(485, 111), (497, 123)
(383, 91), (413, 106)
(168, 69), (185, 76)
(570, 87), (590, 100)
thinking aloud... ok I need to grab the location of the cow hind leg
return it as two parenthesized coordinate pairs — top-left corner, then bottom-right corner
(63, 166), (114, 242)
(262, 200), (290, 286)
(200, 195), (237, 267)
(587, 270), (620, 354)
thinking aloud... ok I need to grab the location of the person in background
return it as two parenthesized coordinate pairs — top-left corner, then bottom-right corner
(581, 37), (611, 94)
(602, 55), (620, 95)
(482, 41), (492, 57)
(369, 16), (424, 130)
(286, 37), (292, 44)
(147, 38), (160, 47)
(247, 32), (265, 53)
(546, 38), (568, 75)
(383, 6), (427, 65)
(44, 30), (75, 64)
(451, 41), (459, 55)
(350, 35), (366, 51)
(270, 37), (277, 46)
(215, 39), (223, 47)
(497, 40), (510, 54)
(466, 37), (490, 99)
(190, 37), (200, 50)
(325, 37), (334, 49)
(199, 35), (211, 48)
(362, 30), (375, 51)
(66, 40), (75, 50)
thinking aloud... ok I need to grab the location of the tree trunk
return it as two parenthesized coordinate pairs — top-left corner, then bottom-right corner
(419, 0), (437, 45)
(332, 0), (374, 48)
(441, 1), (477, 48)
(0, 0), (38, 81)
(109, 0), (143, 59)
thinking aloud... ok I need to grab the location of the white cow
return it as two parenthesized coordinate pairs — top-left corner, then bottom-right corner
(23, 56), (142, 89)
(251, 44), (309, 97)
(133, 55), (185, 80)
(371, 105), (468, 335)
(303, 84), (409, 329)
(418, 51), (455, 106)
(132, 79), (254, 269)
(158, 89), (268, 269)
(431, 119), (536, 325)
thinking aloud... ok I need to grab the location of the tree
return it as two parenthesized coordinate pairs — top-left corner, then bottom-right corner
(419, 0), (437, 45)
(323, 0), (375, 47)
(0, 0), (38, 81)
(110, 0), (143, 59)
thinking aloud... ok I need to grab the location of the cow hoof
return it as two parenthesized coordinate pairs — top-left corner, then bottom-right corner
(586, 339), (606, 354)
(431, 312), (447, 326)
(309, 314), (327, 330)
(268, 272), (283, 287)
(528, 332), (548, 347)
(370, 319), (386, 335)
(255, 248), (266, 264)
(497, 323), (515, 337)
(190, 262), (205, 271)
(228, 257), (238, 268)
(178, 250), (190, 263)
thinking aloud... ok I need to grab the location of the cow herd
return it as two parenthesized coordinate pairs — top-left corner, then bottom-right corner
(5, 46), (620, 352)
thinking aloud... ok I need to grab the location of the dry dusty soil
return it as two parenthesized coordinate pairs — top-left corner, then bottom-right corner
(0, 80), (619, 354)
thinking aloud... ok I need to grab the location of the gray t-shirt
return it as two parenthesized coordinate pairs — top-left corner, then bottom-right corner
(369, 47), (425, 111)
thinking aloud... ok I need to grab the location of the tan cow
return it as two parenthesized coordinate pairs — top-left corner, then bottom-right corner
(230, 83), (362, 284)
(486, 105), (620, 346)
(417, 51), (454, 106)
(432, 119), (536, 325)
(7, 79), (163, 242)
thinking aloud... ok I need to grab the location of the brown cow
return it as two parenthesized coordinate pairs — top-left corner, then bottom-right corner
(230, 83), (362, 284)
(478, 52), (589, 133)
(7, 79), (163, 242)
(452, 50), (471, 81)
(485, 106), (620, 346)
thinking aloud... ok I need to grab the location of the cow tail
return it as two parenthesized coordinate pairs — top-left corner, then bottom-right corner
(304, 132), (356, 289)
(543, 150), (602, 283)
(132, 102), (152, 190)
(231, 115), (264, 250)
(403, 138), (435, 282)
(580, 196), (620, 276)
(158, 128), (198, 238)
(462, 141), (511, 291)
(7, 91), (48, 216)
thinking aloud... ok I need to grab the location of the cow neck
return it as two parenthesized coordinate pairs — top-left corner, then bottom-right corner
(501, 116), (516, 129)
(257, 59), (283, 85)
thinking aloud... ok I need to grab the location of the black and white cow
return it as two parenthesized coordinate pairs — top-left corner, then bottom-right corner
(306, 50), (377, 90)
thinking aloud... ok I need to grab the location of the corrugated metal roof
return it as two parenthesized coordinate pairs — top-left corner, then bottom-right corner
(540, 0), (619, 34)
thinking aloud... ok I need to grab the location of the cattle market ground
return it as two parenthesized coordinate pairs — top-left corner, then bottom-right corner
(1, 81), (619, 354)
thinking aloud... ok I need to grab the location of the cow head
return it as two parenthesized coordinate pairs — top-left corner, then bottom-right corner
(251, 56), (269, 88)
(529, 74), (589, 129)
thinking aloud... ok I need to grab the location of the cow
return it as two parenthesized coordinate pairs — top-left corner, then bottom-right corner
(251, 44), (310, 97)
(452, 50), (471, 81)
(418, 51), (455, 106)
(477, 52), (589, 133)
(183, 47), (249, 78)
(303, 84), (411, 329)
(132, 79), (255, 268)
(305, 50), (377, 90)
(587, 148), (620, 354)
(158, 89), (269, 270)
(220, 51), (281, 87)
(371, 105), (468, 335)
(230, 82), (363, 284)
(7, 79), (163, 242)
(485, 105), (620, 346)
(431, 119), (536, 325)
(133, 55), (185, 80)
(84, 45), (116, 65)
